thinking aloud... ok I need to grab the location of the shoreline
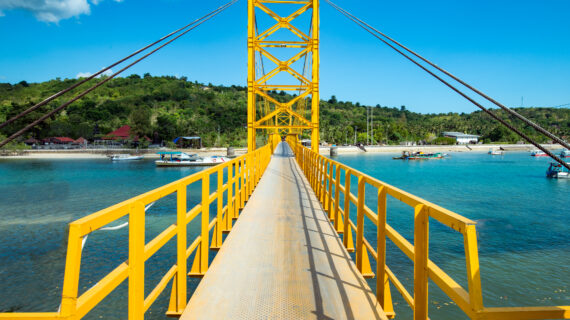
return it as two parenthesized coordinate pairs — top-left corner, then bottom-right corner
(319, 144), (562, 155)
(0, 144), (562, 159)
(0, 148), (249, 159)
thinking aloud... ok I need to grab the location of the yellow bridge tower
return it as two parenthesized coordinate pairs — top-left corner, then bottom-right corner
(247, 0), (319, 152)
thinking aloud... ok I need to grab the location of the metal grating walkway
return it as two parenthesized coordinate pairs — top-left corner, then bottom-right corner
(181, 143), (387, 319)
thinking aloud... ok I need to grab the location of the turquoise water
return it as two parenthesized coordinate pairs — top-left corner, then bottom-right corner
(0, 152), (568, 319)
(333, 151), (570, 319)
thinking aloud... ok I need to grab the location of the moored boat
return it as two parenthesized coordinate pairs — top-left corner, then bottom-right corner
(155, 151), (229, 167)
(408, 151), (445, 160)
(393, 151), (445, 160)
(530, 150), (548, 157)
(488, 148), (504, 155)
(561, 149), (570, 158)
(546, 162), (570, 179)
(109, 154), (144, 161)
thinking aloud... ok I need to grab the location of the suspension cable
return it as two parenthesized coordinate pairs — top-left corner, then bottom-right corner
(0, 1), (236, 131)
(325, 0), (570, 170)
(0, 0), (239, 148)
(325, 0), (570, 152)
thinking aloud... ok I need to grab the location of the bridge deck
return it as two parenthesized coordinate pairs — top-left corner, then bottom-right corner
(181, 143), (387, 320)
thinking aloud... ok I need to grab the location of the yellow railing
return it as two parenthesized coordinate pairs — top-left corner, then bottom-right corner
(287, 136), (570, 320)
(0, 136), (280, 320)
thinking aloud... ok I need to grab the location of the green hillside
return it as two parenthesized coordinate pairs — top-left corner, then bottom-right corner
(1, 75), (568, 147)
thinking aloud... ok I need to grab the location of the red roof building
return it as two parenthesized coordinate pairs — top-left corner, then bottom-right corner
(74, 137), (87, 144)
(103, 125), (150, 142)
(24, 138), (39, 145)
(45, 137), (75, 144)
(103, 125), (132, 140)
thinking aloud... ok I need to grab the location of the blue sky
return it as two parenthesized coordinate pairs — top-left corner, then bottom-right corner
(0, 0), (569, 114)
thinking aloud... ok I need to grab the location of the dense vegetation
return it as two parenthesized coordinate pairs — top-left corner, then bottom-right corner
(0, 75), (568, 148)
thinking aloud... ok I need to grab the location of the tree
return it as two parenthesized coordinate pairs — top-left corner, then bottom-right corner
(129, 108), (151, 138)
(328, 95), (337, 104)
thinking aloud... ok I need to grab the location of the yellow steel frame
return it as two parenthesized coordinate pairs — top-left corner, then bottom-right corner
(0, 139), (281, 320)
(248, 0), (319, 152)
(286, 136), (570, 320)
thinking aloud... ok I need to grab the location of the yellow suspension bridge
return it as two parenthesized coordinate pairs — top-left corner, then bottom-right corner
(1, 0), (569, 319)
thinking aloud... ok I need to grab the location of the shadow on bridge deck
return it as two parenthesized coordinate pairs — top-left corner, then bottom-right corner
(181, 143), (387, 319)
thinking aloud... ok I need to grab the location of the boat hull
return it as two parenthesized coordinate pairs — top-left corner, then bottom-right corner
(408, 156), (444, 160)
(110, 156), (144, 161)
(548, 172), (570, 179)
(155, 160), (226, 167)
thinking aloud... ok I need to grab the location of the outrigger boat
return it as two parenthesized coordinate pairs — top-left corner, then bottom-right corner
(546, 162), (570, 179)
(108, 154), (144, 161)
(393, 151), (445, 160)
(155, 151), (229, 167)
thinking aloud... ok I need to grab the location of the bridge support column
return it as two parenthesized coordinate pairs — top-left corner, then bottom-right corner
(311, 0), (320, 153)
(247, 0), (256, 152)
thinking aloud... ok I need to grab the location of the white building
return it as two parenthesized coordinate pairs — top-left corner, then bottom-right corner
(442, 132), (480, 144)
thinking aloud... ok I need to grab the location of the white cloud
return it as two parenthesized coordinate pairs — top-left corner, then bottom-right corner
(76, 71), (92, 78)
(0, 0), (123, 23)
(100, 69), (113, 77)
(76, 68), (113, 79)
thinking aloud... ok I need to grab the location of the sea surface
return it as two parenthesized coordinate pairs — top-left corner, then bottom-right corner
(0, 151), (568, 319)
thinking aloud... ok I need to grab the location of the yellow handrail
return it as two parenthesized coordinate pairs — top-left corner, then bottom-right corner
(286, 136), (570, 320)
(0, 137), (280, 320)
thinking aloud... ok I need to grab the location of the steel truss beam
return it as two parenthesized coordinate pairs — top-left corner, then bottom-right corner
(248, 0), (319, 152)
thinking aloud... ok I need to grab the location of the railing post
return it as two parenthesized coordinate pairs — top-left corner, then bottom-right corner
(200, 175), (210, 273)
(175, 185), (187, 313)
(314, 153), (318, 190)
(313, 153), (317, 189)
(227, 164), (235, 225)
(377, 186), (387, 307)
(319, 158), (326, 202)
(248, 153), (253, 198)
(309, 152), (314, 187)
(60, 224), (83, 318)
(327, 162), (333, 217)
(256, 150), (261, 185)
(343, 169), (352, 250)
(128, 201), (145, 320)
(252, 151), (257, 188)
(213, 168), (223, 249)
(356, 176), (365, 271)
(464, 224), (484, 313)
(322, 160), (328, 210)
(414, 204), (429, 320)
(314, 155), (319, 194)
(240, 157), (245, 208)
(333, 165), (341, 232)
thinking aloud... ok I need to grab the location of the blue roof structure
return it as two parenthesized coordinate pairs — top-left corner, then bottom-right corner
(173, 136), (201, 143)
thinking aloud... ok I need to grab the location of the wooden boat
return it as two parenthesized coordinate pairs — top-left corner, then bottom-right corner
(155, 151), (229, 167)
(561, 149), (570, 158)
(408, 151), (445, 160)
(393, 151), (445, 160)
